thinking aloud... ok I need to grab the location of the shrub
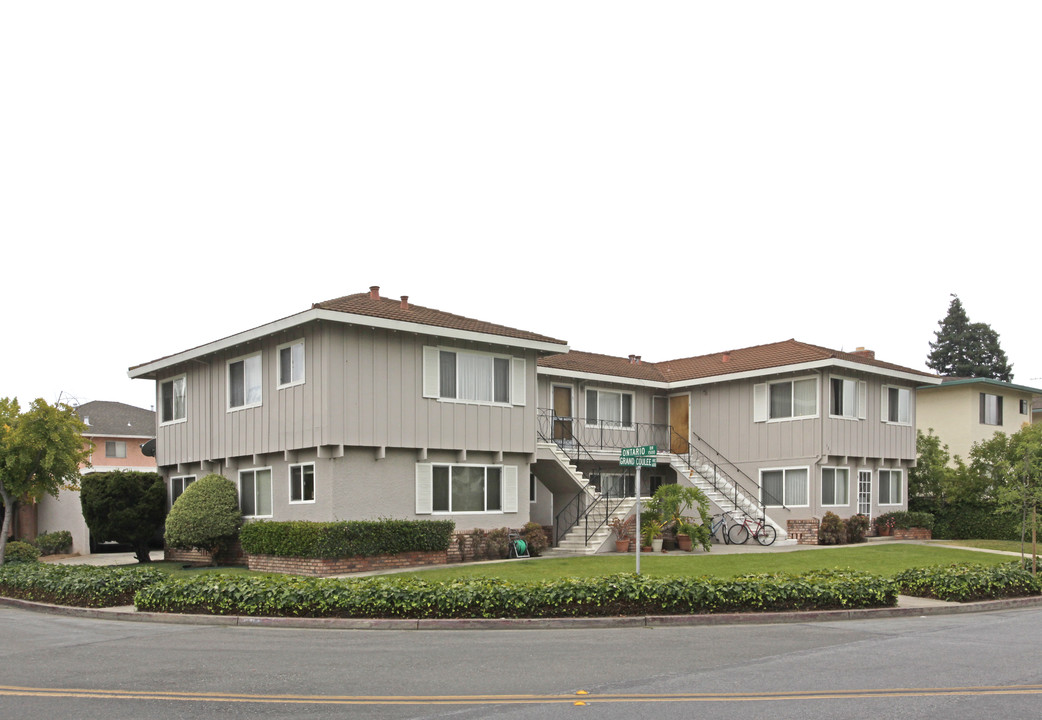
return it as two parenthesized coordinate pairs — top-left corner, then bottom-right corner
(33, 530), (73, 556)
(81, 470), (166, 563)
(238, 519), (455, 558)
(846, 514), (870, 544)
(134, 570), (897, 618)
(894, 562), (1040, 602)
(521, 522), (548, 557)
(910, 499), (1018, 540)
(3, 540), (40, 564)
(486, 528), (510, 559)
(164, 474), (242, 556)
(874, 511), (934, 532)
(0, 563), (164, 607)
(817, 512), (846, 545)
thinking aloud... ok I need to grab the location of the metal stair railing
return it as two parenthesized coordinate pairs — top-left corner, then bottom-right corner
(668, 428), (786, 522)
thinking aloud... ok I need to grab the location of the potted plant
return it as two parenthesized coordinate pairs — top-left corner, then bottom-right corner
(609, 517), (630, 552)
(875, 513), (895, 536)
(646, 484), (713, 552)
(641, 514), (665, 553)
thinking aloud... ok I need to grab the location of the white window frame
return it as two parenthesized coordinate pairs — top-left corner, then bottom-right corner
(882, 385), (912, 425)
(170, 475), (196, 506)
(227, 353), (263, 411)
(288, 462), (315, 504)
(980, 393), (1003, 426)
(878, 468), (903, 506)
(760, 466), (810, 508)
(585, 387), (635, 429)
(530, 473), (537, 504)
(239, 467), (274, 518)
(422, 346), (524, 407)
(821, 467), (851, 507)
(277, 339), (306, 389)
(829, 376), (867, 420)
(754, 376), (819, 423)
(1020, 399), (1030, 415)
(415, 462), (518, 515)
(105, 441), (127, 459)
(159, 374), (187, 426)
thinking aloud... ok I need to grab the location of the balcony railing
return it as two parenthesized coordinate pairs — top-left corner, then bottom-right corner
(537, 409), (671, 453)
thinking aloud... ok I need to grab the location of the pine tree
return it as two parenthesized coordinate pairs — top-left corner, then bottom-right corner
(927, 296), (1013, 381)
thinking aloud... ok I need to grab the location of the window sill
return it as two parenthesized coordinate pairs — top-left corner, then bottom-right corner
(227, 403), (263, 413)
(289, 500), (316, 505)
(436, 398), (515, 408)
(159, 417), (187, 427)
(278, 381), (306, 390)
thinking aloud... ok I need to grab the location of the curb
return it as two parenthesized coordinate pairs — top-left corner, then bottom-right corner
(4, 594), (1042, 631)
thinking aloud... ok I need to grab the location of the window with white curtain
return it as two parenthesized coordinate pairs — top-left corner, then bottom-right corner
(757, 378), (817, 421)
(883, 386), (911, 424)
(761, 468), (809, 507)
(586, 389), (634, 427)
(980, 393), (1003, 425)
(436, 350), (510, 404)
(160, 375), (186, 424)
(228, 354), (262, 409)
(830, 377), (865, 419)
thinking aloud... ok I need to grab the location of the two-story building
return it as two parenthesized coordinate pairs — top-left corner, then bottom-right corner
(130, 287), (939, 552)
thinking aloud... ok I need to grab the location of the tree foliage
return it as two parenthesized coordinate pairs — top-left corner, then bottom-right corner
(926, 295), (1013, 381)
(80, 471), (167, 563)
(0, 398), (91, 565)
(164, 474), (243, 557)
(974, 424), (1042, 556)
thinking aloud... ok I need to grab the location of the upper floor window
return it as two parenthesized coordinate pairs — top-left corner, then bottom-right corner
(422, 347), (525, 406)
(882, 386), (911, 425)
(586, 389), (633, 428)
(278, 339), (305, 388)
(830, 378), (866, 419)
(160, 375), (186, 425)
(754, 377), (817, 422)
(980, 393), (1003, 425)
(105, 441), (127, 458)
(228, 354), (262, 410)
(1021, 399), (1030, 415)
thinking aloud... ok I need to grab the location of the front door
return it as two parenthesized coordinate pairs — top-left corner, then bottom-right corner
(858, 470), (872, 518)
(552, 385), (573, 443)
(669, 394), (690, 454)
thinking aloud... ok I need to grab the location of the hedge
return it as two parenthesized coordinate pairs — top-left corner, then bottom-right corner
(909, 499), (1020, 541)
(239, 519), (456, 559)
(33, 531), (73, 556)
(133, 570), (897, 618)
(893, 562), (1040, 602)
(0, 564), (166, 607)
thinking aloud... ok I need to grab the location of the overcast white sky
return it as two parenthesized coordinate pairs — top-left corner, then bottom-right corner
(2, 1), (1039, 413)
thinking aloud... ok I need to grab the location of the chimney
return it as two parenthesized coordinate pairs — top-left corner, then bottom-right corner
(400, 295), (409, 310)
(627, 355), (641, 365)
(635, 355), (641, 364)
(628, 355), (636, 364)
(722, 352), (731, 363)
(369, 286), (380, 300)
(852, 346), (875, 359)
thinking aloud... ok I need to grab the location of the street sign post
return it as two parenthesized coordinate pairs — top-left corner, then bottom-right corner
(620, 446), (657, 574)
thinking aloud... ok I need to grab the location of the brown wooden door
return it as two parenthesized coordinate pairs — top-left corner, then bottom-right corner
(669, 394), (689, 454)
(552, 385), (573, 441)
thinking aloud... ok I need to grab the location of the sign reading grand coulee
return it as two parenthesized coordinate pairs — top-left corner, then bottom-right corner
(619, 444), (657, 467)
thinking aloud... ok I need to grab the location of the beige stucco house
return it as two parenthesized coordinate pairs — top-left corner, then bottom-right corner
(916, 378), (1042, 463)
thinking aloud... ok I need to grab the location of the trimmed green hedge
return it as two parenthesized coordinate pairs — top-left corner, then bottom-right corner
(33, 531), (73, 556)
(893, 562), (1040, 602)
(239, 519), (456, 559)
(874, 511), (935, 532)
(133, 570), (897, 618)
(0, 564), (166, 607)
(909, 499), (1020, 541)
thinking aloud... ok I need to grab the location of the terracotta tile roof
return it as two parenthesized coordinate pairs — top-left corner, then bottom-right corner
(539, 339), (937, 383)
(313, 290), (566, 346)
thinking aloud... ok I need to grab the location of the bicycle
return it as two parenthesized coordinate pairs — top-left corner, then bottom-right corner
(726, 515), (777, 546)
(708, 513), (731, 544)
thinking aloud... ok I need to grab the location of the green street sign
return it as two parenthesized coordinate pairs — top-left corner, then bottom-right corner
(620, 445), (657, 458)
(620, 456), (657, 467)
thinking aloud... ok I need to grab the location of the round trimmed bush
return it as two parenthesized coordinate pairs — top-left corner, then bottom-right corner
(4, 540), (41, 564)
(164, 474), (242, 554)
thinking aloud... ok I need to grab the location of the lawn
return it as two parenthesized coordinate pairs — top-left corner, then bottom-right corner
(394, 544), (1019, 582)
(929, 539), (1042, 555)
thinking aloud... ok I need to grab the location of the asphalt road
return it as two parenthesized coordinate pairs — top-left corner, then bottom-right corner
(2, 605), (1042, 719)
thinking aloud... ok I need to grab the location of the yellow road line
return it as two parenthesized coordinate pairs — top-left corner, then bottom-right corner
(3, 684), (1042, 706)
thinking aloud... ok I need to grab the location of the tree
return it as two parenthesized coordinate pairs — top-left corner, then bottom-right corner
(164, 474), (243, 560)
(926, 295), (1013, 381)
(80, 470), (167, 563)
(0, 398), (92, 565)
(909, 429), (974, 504)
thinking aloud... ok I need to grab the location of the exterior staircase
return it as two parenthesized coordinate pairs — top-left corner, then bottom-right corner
(545, 497), (637, 555)
(668, 453), (787, 540)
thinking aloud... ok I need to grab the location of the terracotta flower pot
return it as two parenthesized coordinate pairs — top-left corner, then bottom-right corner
(676, 534), (693, 552)
(615, 539), (630, 553)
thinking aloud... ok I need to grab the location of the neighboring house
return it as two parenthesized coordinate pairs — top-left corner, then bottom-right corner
(128, 287), (939, 553)
(916, 378), (1042, 463)
(28, 401), (157, 554)
(1033, 397), (1042, 426)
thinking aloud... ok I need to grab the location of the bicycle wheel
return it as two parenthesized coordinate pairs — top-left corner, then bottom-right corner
(756, 524), (777, 546)
(727, 522), (750, 544)
(721, 523), (730, 545)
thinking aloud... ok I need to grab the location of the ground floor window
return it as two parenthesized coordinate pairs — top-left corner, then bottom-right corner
(761, 467), (809, 507)
(170, 475), (195, 506)
(589, 472), (635, 498)
(879, 469), (903, 506)
(240, 468), (273, 517)
(289, 463), (315, 503)
(433, 465), (502, 513)
(821, 467), (850, 507)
